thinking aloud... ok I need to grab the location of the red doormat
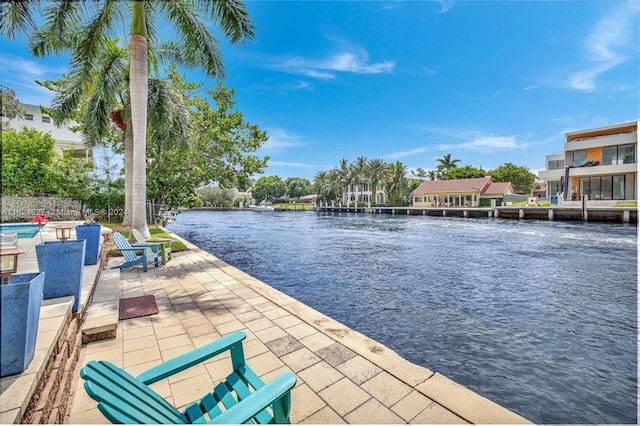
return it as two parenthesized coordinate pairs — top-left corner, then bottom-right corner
(119, 295), (159, 320)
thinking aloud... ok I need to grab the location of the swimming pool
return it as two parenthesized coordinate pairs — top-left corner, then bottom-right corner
(0, 224), (41, 239)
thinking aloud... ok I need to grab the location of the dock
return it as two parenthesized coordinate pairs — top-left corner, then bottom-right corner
(318, 205), (638, 223)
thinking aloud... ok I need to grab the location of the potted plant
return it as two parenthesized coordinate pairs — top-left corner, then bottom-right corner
(1, 272), (45, 377)
(33, 215), (86, 313)
(75, 216), (101, 265)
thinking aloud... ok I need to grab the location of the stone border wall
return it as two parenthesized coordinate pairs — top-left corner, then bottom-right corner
(1, 197), (82, 222)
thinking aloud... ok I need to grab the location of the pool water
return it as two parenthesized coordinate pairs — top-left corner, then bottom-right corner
(0, 224), (41, 239)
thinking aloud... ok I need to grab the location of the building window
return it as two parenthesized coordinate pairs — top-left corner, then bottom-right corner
(25, 114), (34, 121)
(619, 144), (635, 164)
(613, 175), (625, 199)
(572, 150), (587, 167)
(603, 146), (617, 165)
(547, 159), (564, 170)
(42, 116), (50, 123)
(580, 175), (627, 200)
(548, 181), (561, 196)
(603, 144), (636, 165)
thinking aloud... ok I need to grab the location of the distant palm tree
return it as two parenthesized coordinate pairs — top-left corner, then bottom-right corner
(313, 170), (334, 207)
(385, 161), (408, 205)
(366, 158), (389, 206)
(436, 153), (461, 180)
(2, 0), (254, 237)
(352, 156), (368, 203)
(336, 158), (353, 206)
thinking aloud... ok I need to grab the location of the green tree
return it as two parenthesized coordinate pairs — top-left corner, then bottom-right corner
(366, 158), (389, 206)
(285, 177), (311, 199)
(490, 163), (536, 194)
(385, 161), (409, 205)
(0, 85), (25, 128)
(197, 186), (235, 207)
(253, 176), (287, 203)
(2, 0), (255, 237)
(444, 165), (487, 180)
(1, 128), (56, 195)
(147, 79), (268, 208)
(49, 151), (94, 202)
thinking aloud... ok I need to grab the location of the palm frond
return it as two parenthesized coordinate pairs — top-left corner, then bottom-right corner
(0, 0), (41, 39)
(201, 0), (255, 44)
(160, 1), (225, 78)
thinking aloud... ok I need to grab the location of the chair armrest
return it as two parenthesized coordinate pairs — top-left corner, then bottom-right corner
(130, 243), (160, 249)
(146, 238), (172, 244)
(113, 247), (143, 253)
(130, 243), (159, 254)
(207, 372), (297, 424)
(137, 331), (247, 385)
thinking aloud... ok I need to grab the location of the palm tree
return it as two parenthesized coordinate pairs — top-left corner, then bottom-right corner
(44, 40), (190, 226)
(436, 153), (461, 180)
(385, 161), (408, 205)
(352, 156), (368, 203)
(335, 158), (353, 206)
(2, 1), (254, 237)
(313, 171), (331, 207)
(366, 158), (389, 206)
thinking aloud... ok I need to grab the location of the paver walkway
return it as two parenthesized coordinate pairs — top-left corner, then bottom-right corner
(68, 234), (530, 424)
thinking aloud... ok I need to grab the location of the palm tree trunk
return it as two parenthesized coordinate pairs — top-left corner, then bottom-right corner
(122, 124), (133, 226)
(130, 2), (150, 238)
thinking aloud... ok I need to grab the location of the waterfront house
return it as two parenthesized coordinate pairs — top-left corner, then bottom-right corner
(1, 103), (92, 161)
(411, 176), (515, 207)
(538, 121), (637, 201)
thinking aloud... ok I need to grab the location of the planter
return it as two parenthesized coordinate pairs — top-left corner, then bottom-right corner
(36, 240), (86, 313)
(75, 222), (101, 265)
(1, 272), (45, 377)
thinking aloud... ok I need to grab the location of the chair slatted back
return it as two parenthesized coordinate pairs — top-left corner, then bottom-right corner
(112, 232), (139, 263)
(130, 229), (155, 256)
(80, 360), (187, 424)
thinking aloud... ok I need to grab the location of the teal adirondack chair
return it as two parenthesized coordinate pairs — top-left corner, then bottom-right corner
(80, 331), (297, 424)
(111, 231), (159, 272)
(130, 229), (172, 265)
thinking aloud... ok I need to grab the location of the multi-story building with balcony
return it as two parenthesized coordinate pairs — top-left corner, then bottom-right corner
(538, 122), (637, 202)
(2, 103), (92, 161)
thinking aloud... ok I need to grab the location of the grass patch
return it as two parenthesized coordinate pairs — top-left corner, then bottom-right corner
(273, 203), (316, 211)
(615, 201), (637, 207)
(101, 222), (187, 256)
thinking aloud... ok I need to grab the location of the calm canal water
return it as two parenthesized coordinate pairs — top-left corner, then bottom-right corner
(167, 210), (637, 424)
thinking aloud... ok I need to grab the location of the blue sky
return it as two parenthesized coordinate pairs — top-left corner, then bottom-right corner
(1, 1), (639, 182)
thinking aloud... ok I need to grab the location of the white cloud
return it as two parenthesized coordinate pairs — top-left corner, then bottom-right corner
(569, 2), (639, 91)
(0, 55), (66, 105)
(385, 147), (429, 159)
(436, 0), (453, 13)
(524, 85), (537, 91)
(269, 161), (318, 168)
(261, 127), (309, 152)
(267, 41), (395, 79)
(437, 136), (528, 152)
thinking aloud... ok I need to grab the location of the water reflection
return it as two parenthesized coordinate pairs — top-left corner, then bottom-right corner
(168, 211), (637, 424)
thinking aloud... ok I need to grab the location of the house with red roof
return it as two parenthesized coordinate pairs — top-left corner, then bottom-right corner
(411, 176), (515, 207)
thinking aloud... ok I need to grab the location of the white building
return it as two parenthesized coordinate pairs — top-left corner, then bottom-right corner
(539, 122), (637, 201)
(2, 103), (92, 161)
